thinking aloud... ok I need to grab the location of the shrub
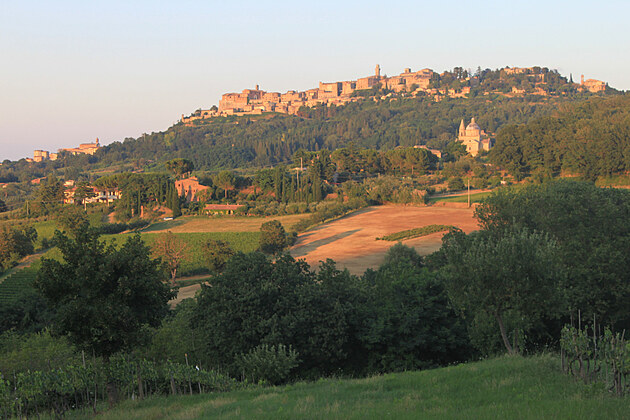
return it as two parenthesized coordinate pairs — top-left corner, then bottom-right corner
(237, 344), (299, 385)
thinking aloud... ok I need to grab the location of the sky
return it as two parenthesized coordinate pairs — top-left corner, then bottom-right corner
(1, 0), (629, 162)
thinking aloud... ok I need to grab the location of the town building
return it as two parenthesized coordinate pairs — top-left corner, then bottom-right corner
(59, 138), (100, 156)
(182, 65), (436, 124)
(457, 118), (493, 156)
(580, 75), (606, 93)
(30, 139), (99, 163)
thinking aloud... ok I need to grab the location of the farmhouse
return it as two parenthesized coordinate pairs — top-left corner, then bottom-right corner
(204, 204), (244, 215)
(175, 176), (209, 202)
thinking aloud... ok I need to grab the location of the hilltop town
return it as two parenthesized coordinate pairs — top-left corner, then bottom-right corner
(27, 138), (101, 163)
(180, 65), (608, 124)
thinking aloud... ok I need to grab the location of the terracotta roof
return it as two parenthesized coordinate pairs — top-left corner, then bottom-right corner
(205, 204), (244, 210)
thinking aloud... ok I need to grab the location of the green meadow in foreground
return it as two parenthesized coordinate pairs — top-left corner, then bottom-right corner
(77, 355), (627, 420)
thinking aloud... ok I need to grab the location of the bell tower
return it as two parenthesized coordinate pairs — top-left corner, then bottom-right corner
(375, 64), (381, 77)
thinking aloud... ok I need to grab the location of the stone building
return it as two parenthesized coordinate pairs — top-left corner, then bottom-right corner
(182, 65), (436, 123)
(175, 176), (209, 202)
(60, 138), (101, 156)
(457, 118), (493, 156)
(580, 75), (606, 93)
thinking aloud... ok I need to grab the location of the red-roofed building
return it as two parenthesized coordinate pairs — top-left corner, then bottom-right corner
(204, 204), (244, 215)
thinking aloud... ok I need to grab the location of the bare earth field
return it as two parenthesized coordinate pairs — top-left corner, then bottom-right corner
(290, 205), (478, 275)
(144, 213), (309, 233)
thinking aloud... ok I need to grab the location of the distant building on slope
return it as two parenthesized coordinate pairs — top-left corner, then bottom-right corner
(59, 138), (101, 156)
(580, 75), (607, 93)
(175, 176), (209, 202)
(457, 118), (493, 157)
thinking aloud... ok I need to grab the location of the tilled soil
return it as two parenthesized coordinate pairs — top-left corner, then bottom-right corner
(290, 205), (478, 274)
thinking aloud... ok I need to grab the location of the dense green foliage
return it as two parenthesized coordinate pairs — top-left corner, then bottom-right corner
(491, 93), (630, 180)
(474, 180), (630, 330)
(0, 225), (37, 271)
(439, 227), (564, 354)
(360, 245), (471, 371)
(191, 248), (470, 379)
(258, 220), (288, 254)
(35, 228), (174, 359)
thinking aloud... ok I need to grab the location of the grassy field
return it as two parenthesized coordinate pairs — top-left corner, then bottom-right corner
(104, 231), (261, 276)
(376, 224), (454, 241)
(427, 191), (492, 204)
(76, 354), (627, 420)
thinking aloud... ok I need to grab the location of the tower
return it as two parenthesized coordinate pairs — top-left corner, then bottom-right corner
(581, 75), (584, 85)
(459, 119), (465, 136)
(375, 64), (381, 77)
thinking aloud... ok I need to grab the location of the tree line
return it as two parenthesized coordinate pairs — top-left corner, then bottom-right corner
(490, 93), (630, 180)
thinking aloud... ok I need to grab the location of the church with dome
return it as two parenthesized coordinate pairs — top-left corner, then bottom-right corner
(457, 118), (494, 156)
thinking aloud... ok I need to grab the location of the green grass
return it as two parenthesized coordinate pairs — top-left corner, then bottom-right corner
(427, 191), (492, 204)
(377, 224), (454, 241)
(79, 354), (628, 420)
(33, 219), (59, 247)
(104, 232), (261, 276)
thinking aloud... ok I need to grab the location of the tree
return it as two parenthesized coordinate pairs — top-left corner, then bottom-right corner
(448, 177), (465, 191)
(202, 239), (235, 273)
(259, 220), (287, 254)
(151, 231), (188, 283)
(35, 175), (65, 216)
(165, 158), (194, 179)
(0, 226), (37, 271)
(0, 198), (7, 213)
(192, 253), (364, 377)
(440, 227), (563, 355)
(360, 244), (470, 371)
(213, 170), (235, 199)
(475, 180), (630, 329)
(57, 206), (89, 237)
(73, 181), (96, 207)
(35, 227), (173, 405)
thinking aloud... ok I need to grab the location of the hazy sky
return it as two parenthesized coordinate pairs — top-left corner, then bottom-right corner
(1, 0), (628, 161)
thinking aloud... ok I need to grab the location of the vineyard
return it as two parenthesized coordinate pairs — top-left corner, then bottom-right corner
(561, 321), (629, 396)
(0, 266), (38, 304)
(0, 355), (235, 419)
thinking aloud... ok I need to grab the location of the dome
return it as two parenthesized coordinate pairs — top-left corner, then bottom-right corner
(466, 117), (480, 131)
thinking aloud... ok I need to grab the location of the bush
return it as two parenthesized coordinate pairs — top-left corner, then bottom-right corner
(259, 220), (287, 254)
(448, 177), (465, 191)
(237, 344), (299, 385)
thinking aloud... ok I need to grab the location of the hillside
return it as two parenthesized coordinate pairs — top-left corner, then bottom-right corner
(84, 355), (628, 420)
(1, 67), (617, 182)
(490, 93), (630, 180)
